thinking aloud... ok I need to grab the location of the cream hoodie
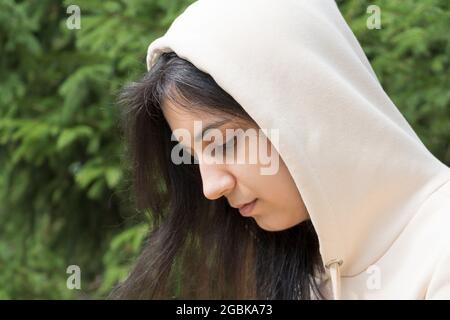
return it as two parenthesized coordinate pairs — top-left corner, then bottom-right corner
(145, 0), (450, 299)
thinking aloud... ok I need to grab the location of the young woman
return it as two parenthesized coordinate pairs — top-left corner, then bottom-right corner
(111, 0), (450, 299)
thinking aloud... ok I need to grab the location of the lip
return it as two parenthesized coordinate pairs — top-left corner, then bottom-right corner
(237, 199), (257, 216)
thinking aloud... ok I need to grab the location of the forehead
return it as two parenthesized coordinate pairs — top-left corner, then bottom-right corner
(162, 99), (230, 131)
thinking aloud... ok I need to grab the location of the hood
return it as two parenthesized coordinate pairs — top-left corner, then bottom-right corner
(145, 0), (450, 298)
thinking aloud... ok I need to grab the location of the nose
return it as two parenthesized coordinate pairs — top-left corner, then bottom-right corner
(199, 161), (235, 200)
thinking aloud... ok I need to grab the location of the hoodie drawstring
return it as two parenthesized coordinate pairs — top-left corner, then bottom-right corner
(325, 259), (343, 300)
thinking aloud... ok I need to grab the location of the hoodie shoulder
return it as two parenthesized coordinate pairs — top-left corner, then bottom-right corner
(425, 242), (450, 299)
(423, 179), (450, 299)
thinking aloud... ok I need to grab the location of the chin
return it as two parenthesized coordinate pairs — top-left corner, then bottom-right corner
(254, 216), (304, 232)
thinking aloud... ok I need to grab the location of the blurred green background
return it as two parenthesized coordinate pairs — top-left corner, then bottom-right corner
(0, 0), (448, 299)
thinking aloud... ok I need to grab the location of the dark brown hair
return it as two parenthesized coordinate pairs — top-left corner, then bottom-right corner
(110, 52), (324, 299)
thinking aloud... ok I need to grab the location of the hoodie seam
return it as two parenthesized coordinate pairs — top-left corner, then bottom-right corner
(339, 176), (450, 279)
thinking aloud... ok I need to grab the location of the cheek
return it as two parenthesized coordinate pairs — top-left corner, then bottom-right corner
(261, 160), (306, 212)
(228, 135), (305, 212)
(229, 163), (264, 188)
(282, 175), (305, 210)
(230, 162), (294, 205)
(253, 170), (308, 231)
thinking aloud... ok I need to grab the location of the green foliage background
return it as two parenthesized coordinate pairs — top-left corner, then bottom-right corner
(0, 0), (448, 299)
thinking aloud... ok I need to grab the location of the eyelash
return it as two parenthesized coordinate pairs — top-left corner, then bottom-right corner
(182, 135), (238, 159)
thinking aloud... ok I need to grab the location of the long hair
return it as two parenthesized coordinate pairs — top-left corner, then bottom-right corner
(109, 52), (324, 299)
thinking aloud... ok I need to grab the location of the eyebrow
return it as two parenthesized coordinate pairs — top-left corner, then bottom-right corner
(194, 119), (231, 142)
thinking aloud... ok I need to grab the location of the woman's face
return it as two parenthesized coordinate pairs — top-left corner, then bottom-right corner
(162, 100), (309, 231)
